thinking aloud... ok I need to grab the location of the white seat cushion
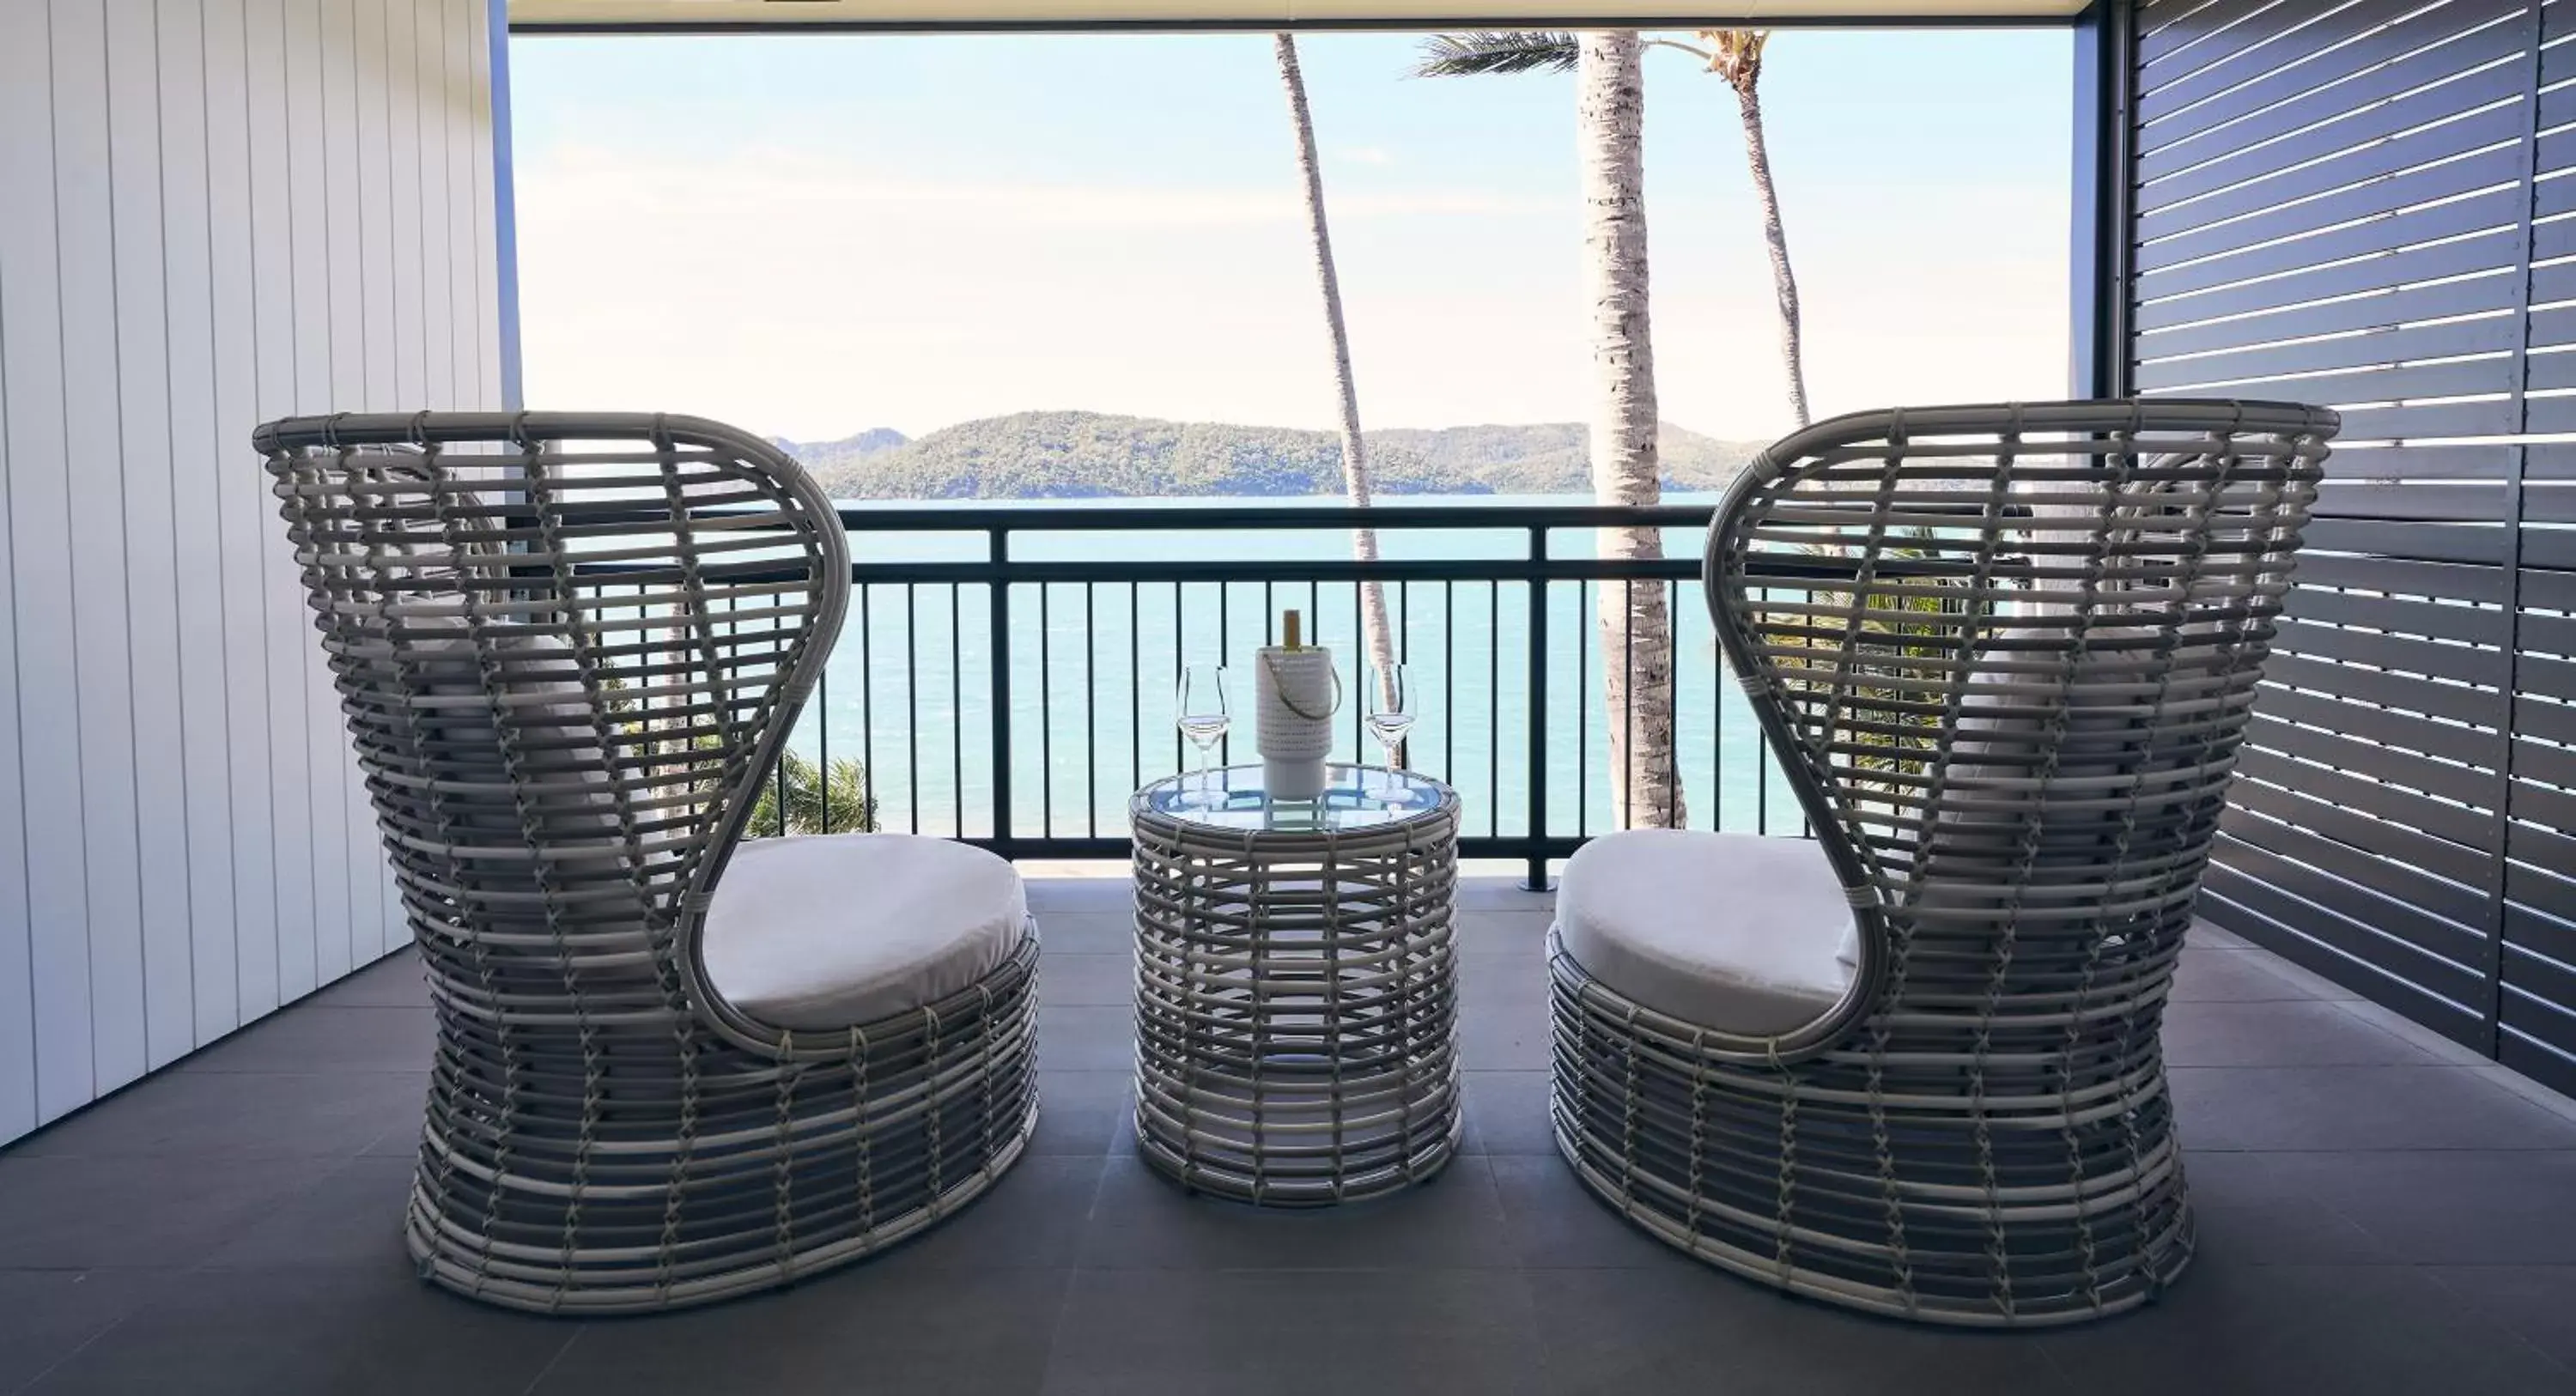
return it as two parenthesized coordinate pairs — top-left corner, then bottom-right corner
(703, 833), (1028, 1031)
(1555, 829), (1856, 1036)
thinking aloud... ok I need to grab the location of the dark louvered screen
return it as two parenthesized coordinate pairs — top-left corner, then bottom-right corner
(2127, 0), (2576, 1092)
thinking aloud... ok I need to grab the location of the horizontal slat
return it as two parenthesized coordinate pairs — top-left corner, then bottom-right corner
(2541, 80), (2576, 131)
(2140, 352), (2510, 404)
(2520, 443), (2576, 478)
(2267, 650), (2505, 725)
(2142, 0), (2526, 155)
(2139, 185), (2520, 294)
(2142, 0), (2429, 124)
(2525, 639), (2576, 698)
(2275, 613), (2510, 684)
(2231, 749), (2498, 885)
(2498, 1031), (2576, 1099)
(2499, 941), (2576, 1051)
(2141, 0), (2308, 77)
(2210, 856), (2480, 998)
(2295, 549), (2513, 601)
(2140, 0), (2220, 25)
(2134, 318), (2520, 393)
(2224, 798), (2495, 927)
(2313, 480), (2512, 522)
(2332, 398), (2522, 441)
(2521, 526), (2576, 568)
(2531, 214), (2576, 262)
(2142, 145), (2522, 270)
(2140, 0), (2217, 21)
(2257, 707), (2498, 804)
(2135, 270), (2521, 359)
(2518, 604), (2576, 653)
(2525, 258), (2576, 305)
(2520, 564), (2576, 610)
(2512, 732), (2576, 786)
(2204, 877), (2494, 1047)
(2206, 841), (2491, 992)
(2512, 691), (2576, 745)
(2139, 229), (2523, 333)
(2301, 516), (2514, 564)
(2526, 302), (2576, 349)
(2260, 683), (2503, 767)
(2536, 170), (2576, 220)
(2509, 752), (2576, 816)
(2535, 123), (2576, 179)
(2142, 100), (2524, 233)
(2239, 744), (2500, 847)
(2519, 483), (2576, 521)
(2506, 831), (2576, 921)
(2513, 393), (2576, 434)
(2523, 651), (2576, 704)
(2308, 443), (2520, 482)
(2144, 61), (2526, 215)
(2549, 0), (2576, 43)
(2285, 578), (2511, 640)
(2520, 348), (2576, 392)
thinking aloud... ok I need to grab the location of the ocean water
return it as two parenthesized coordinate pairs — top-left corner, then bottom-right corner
(775, 493), (1800, 841)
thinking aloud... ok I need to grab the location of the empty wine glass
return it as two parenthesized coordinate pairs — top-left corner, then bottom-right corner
(1364, 664), (1414, 798)
(1175, 663), (1231, 809)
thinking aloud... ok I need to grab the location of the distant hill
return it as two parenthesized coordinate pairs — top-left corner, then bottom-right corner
(769, 426), (906, 461)
(780, 411), (1765, 501)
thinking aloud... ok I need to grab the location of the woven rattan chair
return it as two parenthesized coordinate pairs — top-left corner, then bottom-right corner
(1548, 399), (2335, 1326)
(255, 411), (1040, 1314)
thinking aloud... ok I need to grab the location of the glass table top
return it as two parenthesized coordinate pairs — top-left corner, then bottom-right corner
(1134, 764), (1452, 832)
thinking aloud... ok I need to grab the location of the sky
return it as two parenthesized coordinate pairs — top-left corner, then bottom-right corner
(508, 27), (2075, 445)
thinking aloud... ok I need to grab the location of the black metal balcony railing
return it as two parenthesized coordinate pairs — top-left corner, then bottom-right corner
(725, 500), (1814, 888)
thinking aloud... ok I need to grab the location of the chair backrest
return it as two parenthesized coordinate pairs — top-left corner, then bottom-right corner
(1704, 400), (2333, 1039)
(255, 411), (848, 1047)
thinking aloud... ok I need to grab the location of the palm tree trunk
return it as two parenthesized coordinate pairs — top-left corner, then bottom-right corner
(1578, 32), (1683, 830)
(1276, 34), (1400, 732)
(1731, 78), (1808, 428)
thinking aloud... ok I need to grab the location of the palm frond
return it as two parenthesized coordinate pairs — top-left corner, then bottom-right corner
(1699, 28), (1770, 91)
(1410, 30), (1579, 78)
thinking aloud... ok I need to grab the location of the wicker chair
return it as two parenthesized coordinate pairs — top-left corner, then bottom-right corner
(1548, 399), (2334, 1326)
(255, 411), (1040, 1314)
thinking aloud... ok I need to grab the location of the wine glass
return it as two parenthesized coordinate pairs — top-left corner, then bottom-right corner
(1174, 663), (1231, 809)
(1364, 663), (1414, 799)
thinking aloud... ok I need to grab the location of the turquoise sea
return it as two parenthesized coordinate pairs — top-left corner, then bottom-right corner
(778, 493), (1800, 842)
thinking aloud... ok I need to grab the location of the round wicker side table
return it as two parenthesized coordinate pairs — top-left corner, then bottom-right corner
(1129, 764), (1462, 1205)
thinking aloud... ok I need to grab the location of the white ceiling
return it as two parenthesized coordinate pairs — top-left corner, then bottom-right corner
(508, 0), (2089, 31)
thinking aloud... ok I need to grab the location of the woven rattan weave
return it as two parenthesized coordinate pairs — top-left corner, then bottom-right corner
(1549, 399), (2335, 1326)
(254, 411), (1038, 1314)
(1130, 766), (1461, 1204)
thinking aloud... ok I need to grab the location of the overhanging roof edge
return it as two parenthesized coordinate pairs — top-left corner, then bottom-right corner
(510, 0), (2091, 33)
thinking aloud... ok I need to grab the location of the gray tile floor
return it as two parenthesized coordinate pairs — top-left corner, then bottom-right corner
(6, 876), (2576, 1394)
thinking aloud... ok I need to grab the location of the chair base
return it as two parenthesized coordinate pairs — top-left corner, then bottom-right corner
(397, 932), (1041, 1315)
(1548, 934), (2193, 1328)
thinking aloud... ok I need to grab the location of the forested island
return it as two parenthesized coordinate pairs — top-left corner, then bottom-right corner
(776, 410), (1764, 500)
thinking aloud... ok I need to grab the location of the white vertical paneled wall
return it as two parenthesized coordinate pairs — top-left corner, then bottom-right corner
(0, 0), (506, 1144)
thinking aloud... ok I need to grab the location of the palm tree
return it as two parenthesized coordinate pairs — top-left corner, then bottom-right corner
(677, 729), (877, 838)
(1414, 30), (1684, 828)
(1275, 34), (1400, 724)
(1698, 31), (1807, 426)
(1416, 29), (1809, 428)
(744, 748), (878, 838)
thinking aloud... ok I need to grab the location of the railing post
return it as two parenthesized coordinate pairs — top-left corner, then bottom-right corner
(989, 528), (1012, 859)
(1524, 525), (1551, 893)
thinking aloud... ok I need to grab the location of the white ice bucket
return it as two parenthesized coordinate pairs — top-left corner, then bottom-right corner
(1254, 646), (1338, 801)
